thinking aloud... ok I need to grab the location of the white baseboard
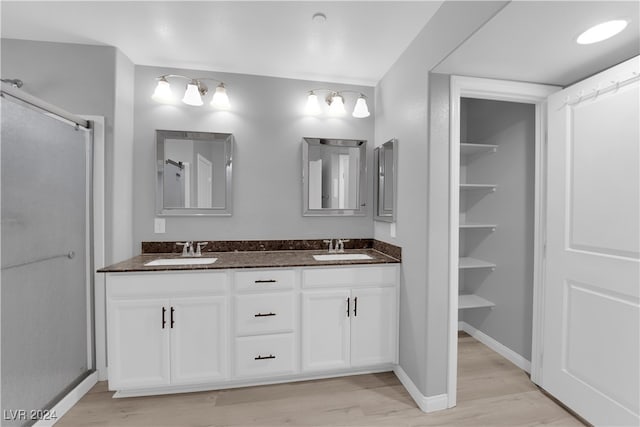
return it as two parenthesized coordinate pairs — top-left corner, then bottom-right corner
(33, 372), (97, 426)
(459, 321), (531, 373)
(393, 366), (448, 413)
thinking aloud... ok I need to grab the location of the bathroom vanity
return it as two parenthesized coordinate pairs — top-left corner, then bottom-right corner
(99, 241), (400, 397)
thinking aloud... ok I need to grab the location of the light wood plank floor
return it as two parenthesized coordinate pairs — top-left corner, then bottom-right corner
(57, 335), (583, 426)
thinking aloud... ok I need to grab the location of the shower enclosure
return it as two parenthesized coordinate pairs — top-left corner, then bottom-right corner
(1, 85), (93, 426)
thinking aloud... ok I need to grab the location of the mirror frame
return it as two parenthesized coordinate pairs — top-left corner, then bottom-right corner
(302, 137), (367, 216)
(156, 129), (233, 216)
(373, 138), (397, 222)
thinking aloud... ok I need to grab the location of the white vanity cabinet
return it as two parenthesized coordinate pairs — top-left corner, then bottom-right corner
(105, 262), (399, 397)
(301, 266), (398, 372)
(106, 271), (229, 391)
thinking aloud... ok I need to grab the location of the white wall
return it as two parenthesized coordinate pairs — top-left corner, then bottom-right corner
(113, 49), (135, 261)
(133, 65), (375, 248)
(373, 1), (509, 398)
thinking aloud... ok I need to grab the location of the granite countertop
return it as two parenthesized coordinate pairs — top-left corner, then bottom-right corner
(97, 249), (399, 273)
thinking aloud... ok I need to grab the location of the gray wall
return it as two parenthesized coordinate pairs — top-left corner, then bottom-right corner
(134, 65), (374, 247)
(1, 39), (135, 264)
(373, 1), (509, 397)
(460, 98), (535, 360)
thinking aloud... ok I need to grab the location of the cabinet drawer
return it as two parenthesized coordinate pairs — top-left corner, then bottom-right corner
(235, 334), (296, 378)
(235, 293), (295, 336)
(107, 271), (228, 297)
(234, 269), (295, 291)
(302, 266), (396, 288)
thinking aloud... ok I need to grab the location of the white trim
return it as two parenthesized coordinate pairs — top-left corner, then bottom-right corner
(447, 76), (559, 409)
(33, 372), (98, 427)
(84, 116), (107, 381)
(393, 366), (448, 413)
(459, 321), (531, 373)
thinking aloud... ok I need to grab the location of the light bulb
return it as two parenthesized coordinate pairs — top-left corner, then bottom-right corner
(182, 81), (203, 106)
(577, 20), (628, 45)
(305, 91), (321, 115)
(352, 95), (370, 118)
(151, 77), (173, 103)
(211, 83), (230, 109)
(328, 93), (346, 116)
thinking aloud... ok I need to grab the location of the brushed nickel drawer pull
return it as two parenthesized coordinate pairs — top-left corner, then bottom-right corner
(254, 312), (276, 317)
(254, 354), (276, 360)
(254, 279), (277, 283)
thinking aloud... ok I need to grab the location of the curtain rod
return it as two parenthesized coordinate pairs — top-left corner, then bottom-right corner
(1, 82), (90, 129)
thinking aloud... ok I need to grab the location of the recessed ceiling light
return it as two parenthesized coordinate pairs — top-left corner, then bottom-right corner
(312, 12), (327, 24)
(577, 20), (628, 45)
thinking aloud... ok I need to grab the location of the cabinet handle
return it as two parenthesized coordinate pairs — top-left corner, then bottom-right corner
(354, 297), (358, 317)
(254, 312), (276, 317)
(162, 307), (167, 329)
(254, 354), (276, 360)
(170, 306), (175, 329)
(254, 279), (277, 284)
(347, 297), (350, 317)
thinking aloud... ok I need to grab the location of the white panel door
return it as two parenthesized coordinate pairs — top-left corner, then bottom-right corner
(170, 296), (228, 385)
(107, 298), (171, 390)
(302, 289), (351, 372)
(351, 286), (397, 367)
(543, 56), (639, 426)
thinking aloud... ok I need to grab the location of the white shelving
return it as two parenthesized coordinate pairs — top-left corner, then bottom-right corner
(460, 184), (496, 191)
(460, 143), (498, 155)
(458, 294), (494, 310)
(459, 257), (496, 270)
(459, 223), (497, 230)
(459, 138), (498, 313)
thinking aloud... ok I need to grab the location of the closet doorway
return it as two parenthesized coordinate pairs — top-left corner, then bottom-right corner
(446, 76), (558, 408)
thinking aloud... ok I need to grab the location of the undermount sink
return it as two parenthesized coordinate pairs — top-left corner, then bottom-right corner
(313, 254), (373, 261)
(145, 258), (218, 266)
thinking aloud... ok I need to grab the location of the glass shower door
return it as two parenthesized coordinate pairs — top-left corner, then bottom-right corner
(1, 95), (92, 426)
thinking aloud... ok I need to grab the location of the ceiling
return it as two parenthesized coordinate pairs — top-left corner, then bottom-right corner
(433, 1), (640, 86)
(0, 1), (443, 86)
(2, 1), (638, 88)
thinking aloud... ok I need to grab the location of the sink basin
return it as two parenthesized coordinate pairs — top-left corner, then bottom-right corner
(145, 258), (218, 266)
(313, 254), (373, 261)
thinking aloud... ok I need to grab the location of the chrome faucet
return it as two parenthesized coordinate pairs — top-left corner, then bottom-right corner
(176, 241), (194, 257)
(336, 239), (350, 253)
(323, 239), (336, 253)
(195, 242), (208, 257)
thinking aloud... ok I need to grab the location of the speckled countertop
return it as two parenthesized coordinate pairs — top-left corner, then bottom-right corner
(97, 249), (399, 273)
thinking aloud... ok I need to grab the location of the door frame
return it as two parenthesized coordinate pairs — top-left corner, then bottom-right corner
(447, 76), (559, 408)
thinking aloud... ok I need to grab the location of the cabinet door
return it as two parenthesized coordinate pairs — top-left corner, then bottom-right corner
(107, 298), (171, 390)
(351, 286), (397, 367)
(170, 296), (228, 385)
(302, 290), (351, 372)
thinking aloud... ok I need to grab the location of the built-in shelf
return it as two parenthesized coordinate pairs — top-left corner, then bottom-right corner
(459, 223), (497, 230)
(460, 143), (498, 155)
(460, 184), (497, 191)
(459, 257), (496, 270)
(459, 294), (495, 309)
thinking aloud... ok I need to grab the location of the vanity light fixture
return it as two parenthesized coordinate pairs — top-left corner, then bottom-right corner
(152, 74), (231, 109)
(305, 89), (370, 118)
(577, 20), (628, 45)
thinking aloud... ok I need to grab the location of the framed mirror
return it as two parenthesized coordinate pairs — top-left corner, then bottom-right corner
(302, 137), (367, 216)
(374, 138), (397, 222)
(156, 130), (233, 216)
